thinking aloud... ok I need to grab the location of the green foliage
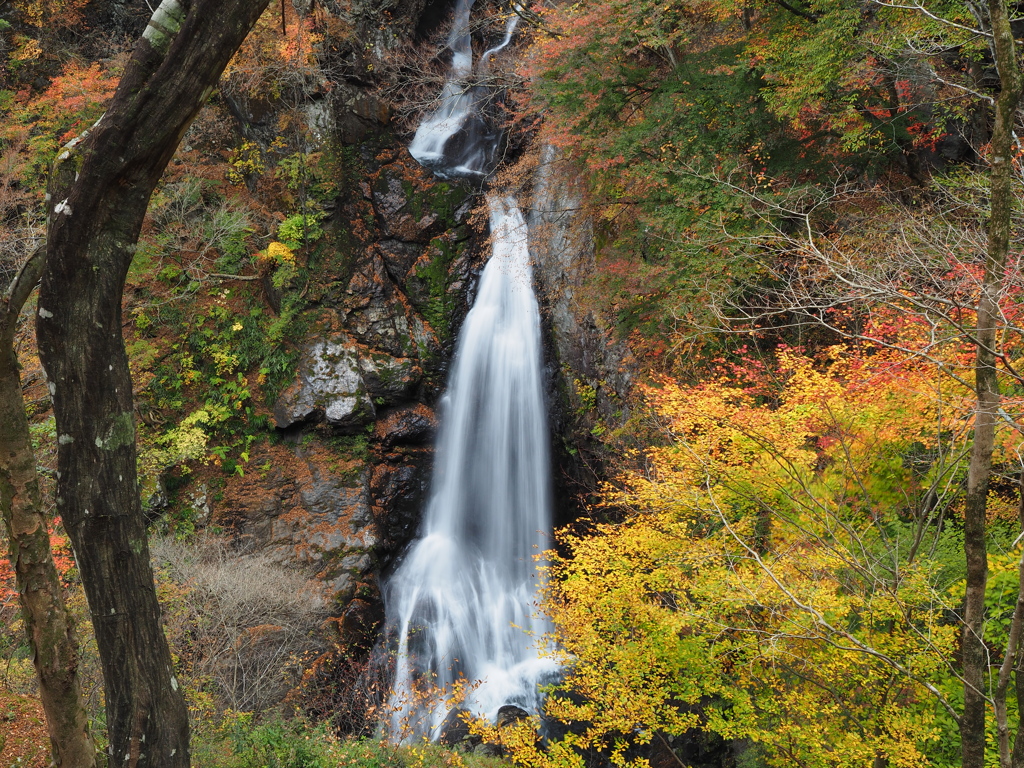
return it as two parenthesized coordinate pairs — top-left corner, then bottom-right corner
(278, 211), (326, 250)
(210, 206), (254, 274)
(572, 378), (597, 414)
(277, 149), (341, 207)
(525, 0), (985, 355)
(137, 290), (301, 487)
(190, 712), (507, 768)
(136, 177), (254, 289)
(208, 713), (335, 768)
(325, 434), (369, 462)
(272, 146), (345, 257)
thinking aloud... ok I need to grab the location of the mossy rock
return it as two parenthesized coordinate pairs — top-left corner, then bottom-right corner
(406, 235), (463, 343)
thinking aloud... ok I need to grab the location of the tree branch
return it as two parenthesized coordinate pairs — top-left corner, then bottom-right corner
(1, 242), (45, 338)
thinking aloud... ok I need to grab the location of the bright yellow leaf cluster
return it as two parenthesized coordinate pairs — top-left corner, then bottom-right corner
(504, 345), (982, 768)
(261, 241), (295, 266)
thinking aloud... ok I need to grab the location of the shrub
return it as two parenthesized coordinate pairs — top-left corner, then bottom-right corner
(152, 535), (329, 714)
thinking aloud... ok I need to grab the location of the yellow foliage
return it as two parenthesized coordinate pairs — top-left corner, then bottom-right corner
(262, 240), (296, 265)
(521, 345), (976, 768)
(11, 37), (43, 62)
(227, 140), (265, 185)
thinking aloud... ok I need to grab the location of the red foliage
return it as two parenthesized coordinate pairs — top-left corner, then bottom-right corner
(37, 62), (119, 142)
(0, 517), (77, 607)
(0, 552), (15, 607)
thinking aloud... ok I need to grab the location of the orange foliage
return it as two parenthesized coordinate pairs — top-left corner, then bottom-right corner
(224, 8), (325, 99)
(38, 62), (119, 142)
(19, 0), (91, 32)
(0, 517), (76, 607)
(2, 59), (119, 196)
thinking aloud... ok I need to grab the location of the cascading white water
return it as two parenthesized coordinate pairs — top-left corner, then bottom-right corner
(385, 197), (557, 739)
(384, 1), (556, 742)
(408, 0), (519, 178)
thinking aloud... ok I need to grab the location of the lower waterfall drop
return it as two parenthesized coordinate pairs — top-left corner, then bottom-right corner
(384, 195), (558, 740)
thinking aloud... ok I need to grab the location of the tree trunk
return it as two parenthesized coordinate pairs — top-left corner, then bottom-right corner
(962, 1), (1023, 766)
(34, 1), (270, 765)
(1, 249), (98, 768)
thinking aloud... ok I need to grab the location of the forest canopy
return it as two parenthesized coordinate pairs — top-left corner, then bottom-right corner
(475, 0), (1024, 766)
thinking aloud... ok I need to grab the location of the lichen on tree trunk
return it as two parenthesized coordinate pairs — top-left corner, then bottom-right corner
(35, 1), (270, 765)
(1, 247), (98, 768)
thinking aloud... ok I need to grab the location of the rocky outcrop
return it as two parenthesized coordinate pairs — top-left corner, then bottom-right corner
(529, 146), (633, 407)
(374, 402), (436, 448)
(273, 336), (422, 430)
(206, 441), (375, 603)
(528, 146), (635, 515)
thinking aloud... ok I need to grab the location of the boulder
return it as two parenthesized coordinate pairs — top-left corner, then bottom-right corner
(274, 336), (423, 429)
(440, 708), (481, 751)
(358, 352), (421, 401)
(496, 704), (530, 728)
(373, 403), (437, 449)
(274, 339), (375, 430)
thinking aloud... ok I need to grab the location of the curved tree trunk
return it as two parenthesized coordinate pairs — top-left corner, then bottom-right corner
(35, 1), (269, 765)
(1, 248), (98, 768)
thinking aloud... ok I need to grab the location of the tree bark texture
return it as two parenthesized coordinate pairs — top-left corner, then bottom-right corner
(1, 249), (99, 768)
(35, 1), (270, 765)
(962, 1), (1023, 766)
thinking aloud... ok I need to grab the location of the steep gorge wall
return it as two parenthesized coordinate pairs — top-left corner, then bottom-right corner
(529, 148), (635, 523)
(30, 0), (634, 702)
(170, 0), (637, 653)
(154, 0), (495, 659)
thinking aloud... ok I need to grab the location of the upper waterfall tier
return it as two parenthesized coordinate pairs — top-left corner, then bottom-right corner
(408, 0), (519, 179)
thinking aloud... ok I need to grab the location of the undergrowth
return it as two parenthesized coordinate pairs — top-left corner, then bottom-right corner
(192, 712), (506, 768)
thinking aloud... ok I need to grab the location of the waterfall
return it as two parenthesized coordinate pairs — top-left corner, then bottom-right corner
(383, 1), (556, 741)
(408, 0), (519, 179)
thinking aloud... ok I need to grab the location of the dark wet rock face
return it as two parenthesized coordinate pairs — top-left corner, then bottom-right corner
(374, 175), (443, 243)
(374, 403), (437, 449)
(528, 147), (636, 524)
(370, 450), (431, 557)
(378, 240), (426, 284)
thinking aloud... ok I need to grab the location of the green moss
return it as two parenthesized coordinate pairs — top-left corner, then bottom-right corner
(410, 236), (462, 343)
(97, 412), (135, 451)
(326, 434), (369, 462)
(409, 179), (467, 226)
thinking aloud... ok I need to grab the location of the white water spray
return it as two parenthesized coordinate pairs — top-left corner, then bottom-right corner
(384, 1), (556, 741)
(408, 0), (519, 178)
(385, 198), (557, 738)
